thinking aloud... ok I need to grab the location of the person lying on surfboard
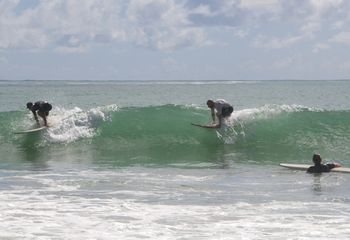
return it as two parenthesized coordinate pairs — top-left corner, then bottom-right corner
(26, 101), (52, 127)
(192, 99), (233, 129)
(307, 154), (342, 173)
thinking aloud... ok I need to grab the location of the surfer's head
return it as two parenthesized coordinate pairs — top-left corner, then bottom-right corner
(312, 154), (322, 165)
(26, 102), (33, 109)
(207, 100), (215, 108)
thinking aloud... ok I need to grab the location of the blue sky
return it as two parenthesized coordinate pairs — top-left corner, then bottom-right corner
(1, 0), (350, 80)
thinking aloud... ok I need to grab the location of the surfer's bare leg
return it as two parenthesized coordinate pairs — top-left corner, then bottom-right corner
(38, 111), (48, 126)
(32, 112), (40, 126)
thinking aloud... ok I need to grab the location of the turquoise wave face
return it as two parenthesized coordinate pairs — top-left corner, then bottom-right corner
(1, 105), (350, 168)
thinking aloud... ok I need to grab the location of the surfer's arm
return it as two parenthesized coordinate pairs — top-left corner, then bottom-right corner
(211, 108), (216, 122)
(327, 163), (342, 169)
(203, 123), (220, 129)
(334, 163), (342, 168)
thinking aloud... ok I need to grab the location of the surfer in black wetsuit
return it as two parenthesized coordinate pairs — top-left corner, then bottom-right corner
(26, 101), (52, 127)
(307, 154), (341, 173)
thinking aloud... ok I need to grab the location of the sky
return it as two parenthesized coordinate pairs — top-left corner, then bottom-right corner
(1, 0), (350, 80)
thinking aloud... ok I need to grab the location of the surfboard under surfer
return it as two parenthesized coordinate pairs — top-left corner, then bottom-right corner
(192, 99), (233, 129)
(26, 101), (52, 127)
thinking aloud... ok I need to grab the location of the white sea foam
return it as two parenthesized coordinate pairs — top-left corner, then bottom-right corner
(216, 104), (317, 144)
(0, 167), (350, 239)
(231, 104), (316, 122)
(43, 104), (118, 143)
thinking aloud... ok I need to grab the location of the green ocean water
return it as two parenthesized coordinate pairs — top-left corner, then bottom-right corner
(2, 104), (350, 169)
(1, 80), (350, 168)
(1, 80), (350, 239)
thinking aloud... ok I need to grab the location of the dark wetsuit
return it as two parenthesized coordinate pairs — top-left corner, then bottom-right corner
(30, 101), (52, 126)
(31, 101), (52, 116)
(307, 163), (337, 173)
(214, 100), (234, 118)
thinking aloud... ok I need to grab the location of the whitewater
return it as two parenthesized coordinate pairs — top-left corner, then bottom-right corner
(1, 80), (350, 239)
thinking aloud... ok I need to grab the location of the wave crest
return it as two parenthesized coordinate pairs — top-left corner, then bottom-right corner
(45, 104), (118, 143)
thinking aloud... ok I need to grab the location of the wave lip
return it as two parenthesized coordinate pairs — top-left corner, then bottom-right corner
(232, 104), (321, 121)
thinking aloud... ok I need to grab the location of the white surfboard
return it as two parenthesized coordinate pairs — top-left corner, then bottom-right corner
(280, 163), (350, 173)
(14, 126), (48, 134)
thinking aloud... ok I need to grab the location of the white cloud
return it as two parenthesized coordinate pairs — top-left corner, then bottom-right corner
(1, 0), (350, 53)
(0, 0), (208, 52)
(126, 0), (207, 50)
(309, 0), (344, 16)
(190, 4), (213, 17)
(0, 0), (122, 50)
(54, 45), (88, 54)
(0, 1), (47, 48)
(301, 21), (321, 36)
(234, 30), (248, 38)
(302, 0), (350, 38)
(330, 31), (350, 45)
(252, 35), (305, 49)
(185, 0), (243, 28)
(332, 21), (344, 30)
(312, 43), (330, 53)
(240, 0), (280, 11)
(128, 0), (188, 26)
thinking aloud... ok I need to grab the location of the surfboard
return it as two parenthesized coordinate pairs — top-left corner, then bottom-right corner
(191, 122), (222, 129)
(14, 126), (48, 134)
(280, 163), (350, 173)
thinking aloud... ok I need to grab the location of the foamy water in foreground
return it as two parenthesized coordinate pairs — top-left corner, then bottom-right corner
(1, 166), (350, 239)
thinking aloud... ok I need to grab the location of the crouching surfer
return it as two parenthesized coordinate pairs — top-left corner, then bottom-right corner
(26, 101), (52, 127)
(192, 99), (233, 129)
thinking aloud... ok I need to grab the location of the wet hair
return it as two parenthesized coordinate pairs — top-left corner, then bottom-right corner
(312, 154), (322, 164)
(206, 100), (214, 107)
(26, 102), (33, 109)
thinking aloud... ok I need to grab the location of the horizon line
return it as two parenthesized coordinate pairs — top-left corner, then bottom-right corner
(1, 79), (350, 81)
